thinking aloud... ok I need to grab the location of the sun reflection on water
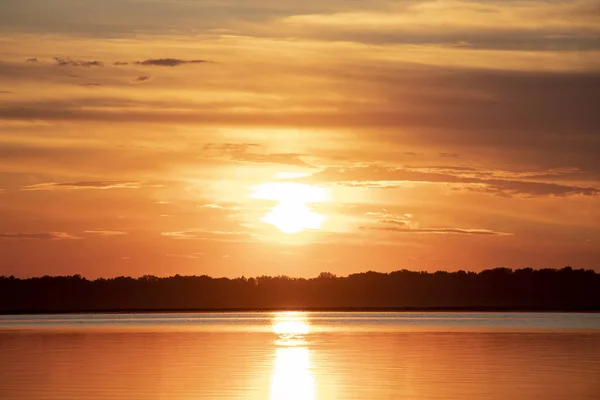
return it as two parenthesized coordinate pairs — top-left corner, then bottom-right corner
(270, 312), (316, 400)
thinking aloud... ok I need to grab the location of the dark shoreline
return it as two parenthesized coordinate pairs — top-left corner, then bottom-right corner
(3, 268), (599, 314)
(2, 307), (600, 315)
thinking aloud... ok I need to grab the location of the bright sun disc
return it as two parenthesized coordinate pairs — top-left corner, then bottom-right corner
(251, 182), (329, 234)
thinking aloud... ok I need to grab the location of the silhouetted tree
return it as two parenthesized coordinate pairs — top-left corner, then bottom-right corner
(0, 267), (598, 312)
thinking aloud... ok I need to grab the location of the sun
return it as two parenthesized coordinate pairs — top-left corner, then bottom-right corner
(251, 182), (329, 234)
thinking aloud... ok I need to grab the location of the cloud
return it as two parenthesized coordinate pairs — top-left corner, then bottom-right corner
(202, 203), (224, 209)
(0, 90), (13, 94)
(202, 143), (262, 154)
(134, 58), (210, 67)
(386, 166), (587, 182)
(165, 253), (206, 259)
(131, 76), (151, 83)
(279, 0), (600, 50)
(409, 165), (479, 173)
(1, 68), (596, 143)
(22, 181), (142, 191)
(238, 153), (313, 167)
(308, 166), (599, 197)
(0, 232), (80, 240)
(1, 67), (597, 147)
(3, 0), (596, 52)
(365, 210), (414, 226)
(439, 152), (460, 158)
(379, 219), (410, 226)
(0, 140), (248, 178)
(80, 83), (103, 87)
(84, 230), (129, 236)
(466, 180), (599, 198)
(1, 55), (598, 181)
(25, 58), (39, 63)
(364, 226), (513, 236)
(202, 142), (313, 167)
(161, 229), (254, 242)
(114, 61), (129, 66)
(54, 57), (104, 67)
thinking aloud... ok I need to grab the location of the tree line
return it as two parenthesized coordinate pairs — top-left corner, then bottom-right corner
(1, 267), (599, 312)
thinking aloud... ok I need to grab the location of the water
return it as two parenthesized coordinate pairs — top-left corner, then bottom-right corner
(1, 312), (599, 399)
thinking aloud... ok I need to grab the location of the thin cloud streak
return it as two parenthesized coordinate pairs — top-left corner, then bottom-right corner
(134, 58), (211, 67)
(161, 230), (255, 242)
(308, 166), (599, 198)
(364, 226), (514, 236)
(0, 232), (80, 240)
(54, 57), (103, 67)
(131, 76), (151, 83)
(84, 230), (129, 236)
(22, 181), (142, 191)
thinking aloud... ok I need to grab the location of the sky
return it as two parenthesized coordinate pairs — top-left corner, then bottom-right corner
(0, 0), (599, 278)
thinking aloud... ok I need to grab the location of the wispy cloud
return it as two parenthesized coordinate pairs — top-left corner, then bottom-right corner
(362, 213), (512, 236)
(161, 229), (254, 242)
(202, 203), (224, 209)
(465, 180), (599, 198)
(378, 219), (411, 226)
(0, 232), (80, 240)
(84, 230), (129, 236)
(131, 76), (151, 83)
(18, 56), (201, 69)
(54, 57), (103, 67)
(309, 166), (600, 197)
(439, 152), (460, 158)
(364, 226), (513, 236)
(22, 181), (142, 191)
(365, 210), (414, 227)
(202, 142), (313, 167)
(166, 253), (206, 259)
(134, 58), (210, 67)
(279, 0), (600, 50)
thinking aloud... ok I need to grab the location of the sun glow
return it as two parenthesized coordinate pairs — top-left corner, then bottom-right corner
(251, 182), (329, 234)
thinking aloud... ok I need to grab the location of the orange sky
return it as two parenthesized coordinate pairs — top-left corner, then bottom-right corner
(0, 0), (599, 278)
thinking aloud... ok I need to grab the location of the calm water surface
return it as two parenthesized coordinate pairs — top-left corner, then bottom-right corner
(1, 312), (599, 399)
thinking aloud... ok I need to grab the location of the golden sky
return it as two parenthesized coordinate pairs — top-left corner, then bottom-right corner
(0, 0), (599, 277)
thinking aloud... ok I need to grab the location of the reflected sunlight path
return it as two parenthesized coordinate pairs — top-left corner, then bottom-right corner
(270, 312), (316, 400)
